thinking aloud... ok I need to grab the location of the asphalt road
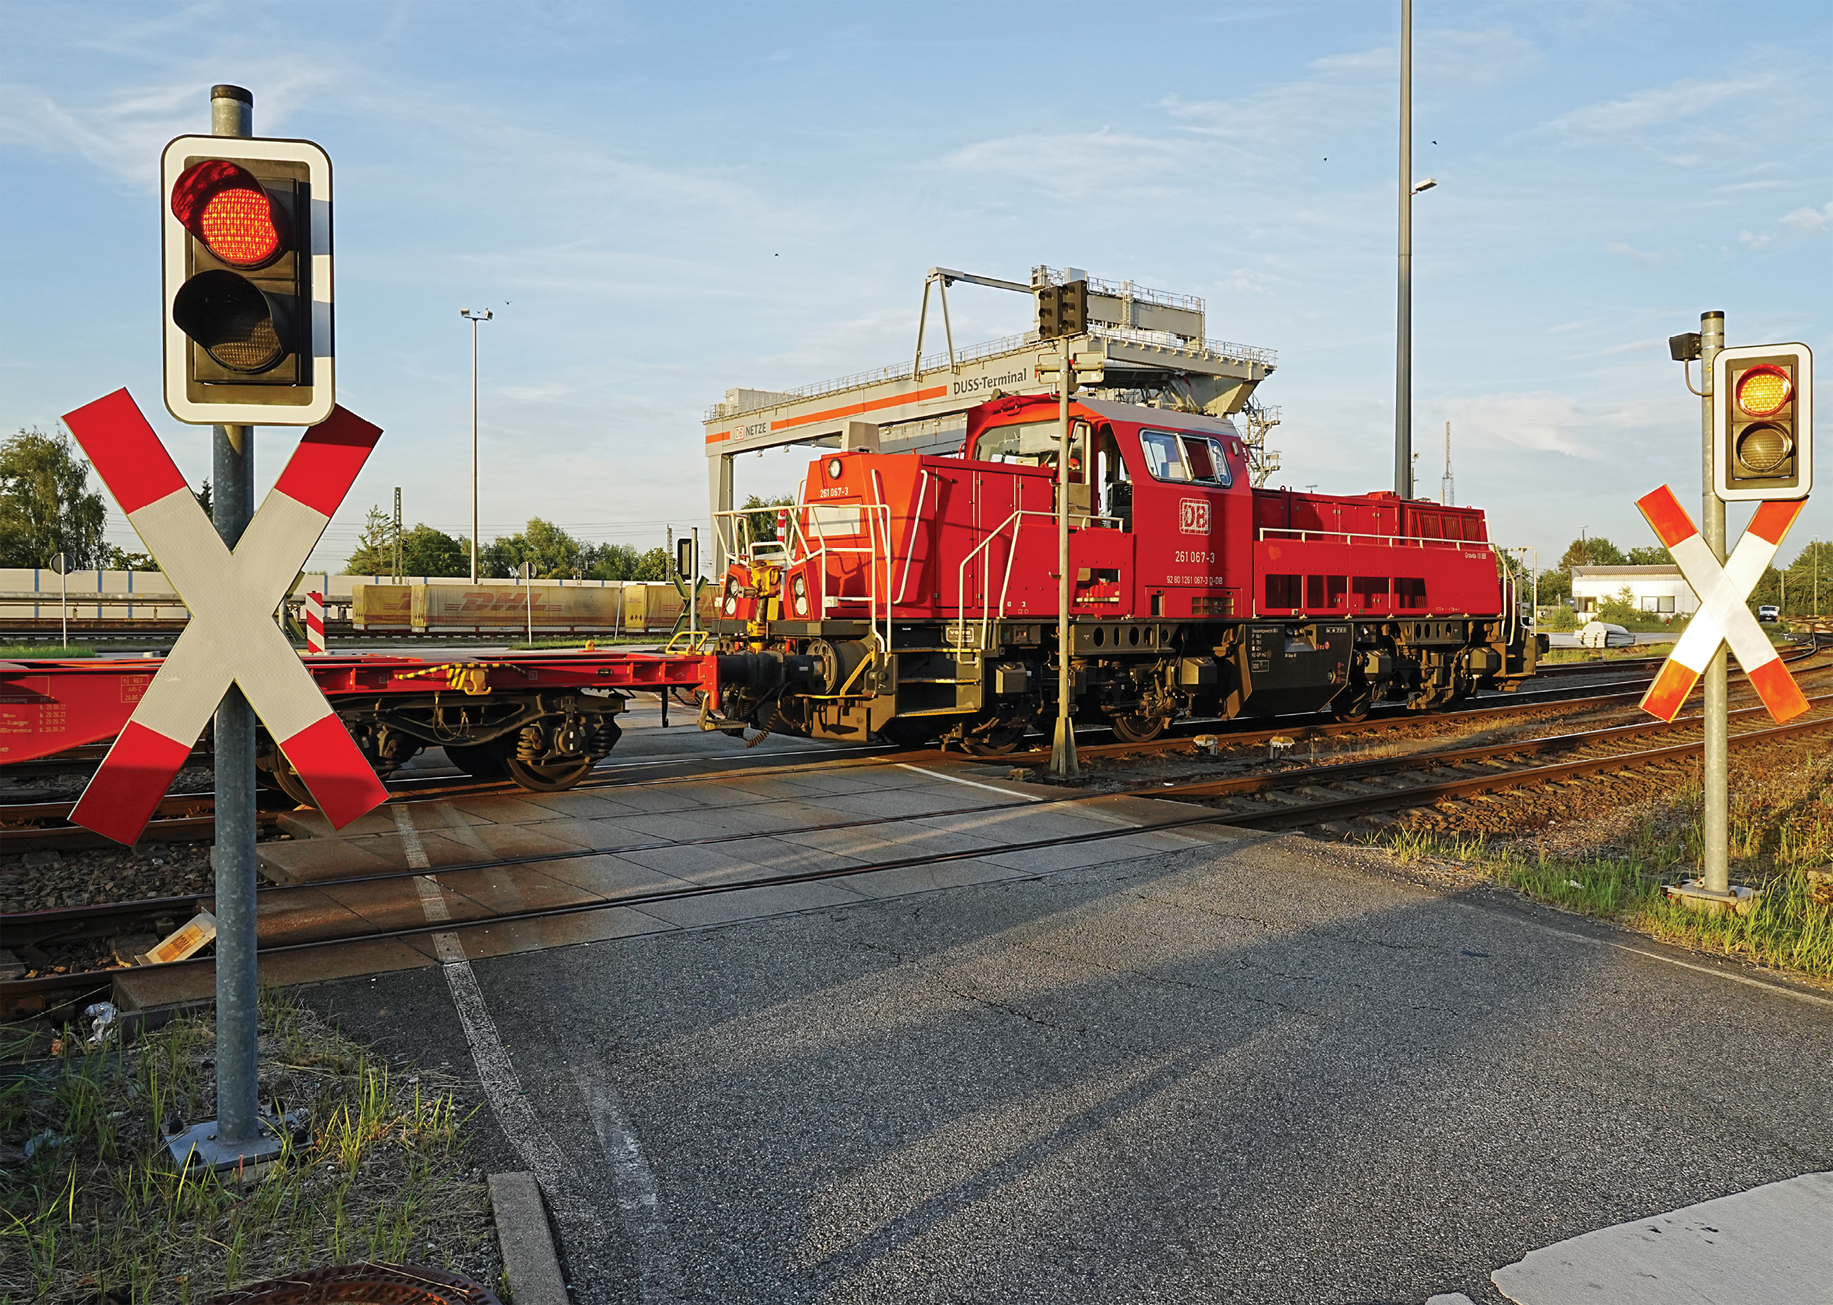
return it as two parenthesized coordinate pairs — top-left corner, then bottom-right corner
(305, 831), (1833, 1305)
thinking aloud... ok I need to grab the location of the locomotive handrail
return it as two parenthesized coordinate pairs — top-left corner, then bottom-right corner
(892, 467), (934, 607)
(953, 508), (1126, 648)
(1255, 528), (1483, 548)
(713, 500), (893, 657)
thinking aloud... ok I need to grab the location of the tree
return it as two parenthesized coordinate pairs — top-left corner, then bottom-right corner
(635, 546), (673, 581)
(741, 492), (796, 545)
(342, 505), (398, 575)
(0, 427), (108, 569)
(1626, 545), (1669, 566)
(587, 544), (643, 582)
(399, 524), (468, 576)
(194, 478), (212, 520)
(1537, 568), (1573, 605)
(108, 546), (158, 572)
(1557, 535), (1627, 572)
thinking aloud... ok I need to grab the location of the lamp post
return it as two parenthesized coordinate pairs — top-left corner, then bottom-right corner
(1394, 0), (1439, 498)
(460, 308), (493, 582)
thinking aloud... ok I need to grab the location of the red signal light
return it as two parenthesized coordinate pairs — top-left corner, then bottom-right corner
(1735, 364), (1792, 418)
(170, 159), (284, 268)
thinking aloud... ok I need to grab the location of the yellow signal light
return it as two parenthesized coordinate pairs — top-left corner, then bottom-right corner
(1735, 364), (1792, 417)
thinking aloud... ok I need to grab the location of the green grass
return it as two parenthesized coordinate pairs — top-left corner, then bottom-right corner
(0, 644), (98, 659)
(1537, 645), (1665, 665)
(1378, 756), (1833, 979)
(0, 985), (496, 1302)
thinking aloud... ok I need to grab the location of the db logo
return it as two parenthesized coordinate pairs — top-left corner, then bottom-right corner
(1178, 498), (1210, 534)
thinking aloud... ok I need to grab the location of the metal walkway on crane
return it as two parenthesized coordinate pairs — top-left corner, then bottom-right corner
(703, 265), (1282, 566)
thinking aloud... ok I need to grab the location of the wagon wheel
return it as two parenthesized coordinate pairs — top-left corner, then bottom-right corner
(269, 764), (320, 809)
(1331, 692), (1372, 723)
(505, 755), (597, 792)
(1110, 714), (1168, 744)
(444, 740), (510, 780)
(962, 725), (1028, 757)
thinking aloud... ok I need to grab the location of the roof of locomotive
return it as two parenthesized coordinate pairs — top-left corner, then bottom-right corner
(960, 393), (1241, 453)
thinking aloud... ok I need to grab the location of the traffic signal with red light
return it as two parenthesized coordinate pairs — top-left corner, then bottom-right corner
(161, 135), (333, 425)
(1713, 343), (1812, 501)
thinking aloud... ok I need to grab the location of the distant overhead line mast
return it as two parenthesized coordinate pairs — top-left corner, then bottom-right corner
(701, 264), (1281, 568)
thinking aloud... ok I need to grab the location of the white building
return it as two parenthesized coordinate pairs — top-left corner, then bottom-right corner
(1570, 564), (1696, 617)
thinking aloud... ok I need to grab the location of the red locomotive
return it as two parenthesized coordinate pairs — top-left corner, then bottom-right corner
(707, 392), (1535, 753)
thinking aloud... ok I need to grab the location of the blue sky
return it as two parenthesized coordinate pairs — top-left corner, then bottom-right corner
(3, 0), (1830, 575)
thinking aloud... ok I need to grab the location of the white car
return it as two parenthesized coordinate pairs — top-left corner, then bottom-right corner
(1757, 604), (1780, 623)
(1579, 621), (1635, 649)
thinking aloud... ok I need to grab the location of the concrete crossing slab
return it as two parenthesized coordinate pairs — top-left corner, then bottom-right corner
(1490, 1170), (1833, 1304)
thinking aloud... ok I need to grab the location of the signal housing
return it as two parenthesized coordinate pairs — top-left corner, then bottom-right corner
(1712, 343), (1812, 501)
(161, 135), (333, 426)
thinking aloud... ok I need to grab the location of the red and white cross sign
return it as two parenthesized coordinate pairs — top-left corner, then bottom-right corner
(1635, 484), (1808, 724)
(61, 389), (390, 844)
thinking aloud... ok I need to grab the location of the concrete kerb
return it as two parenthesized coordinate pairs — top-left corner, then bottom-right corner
(488, 1170), (570, 1305)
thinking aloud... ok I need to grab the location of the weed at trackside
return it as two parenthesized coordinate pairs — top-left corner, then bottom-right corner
(1374, 755), (1833, 979)
(0, 986), (497, 1303)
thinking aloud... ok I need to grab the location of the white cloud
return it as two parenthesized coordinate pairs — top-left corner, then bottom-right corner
(1606, 241), (1658, 264)
(1780, 202), (1832, 235)
(1440, 391), (1600, 457)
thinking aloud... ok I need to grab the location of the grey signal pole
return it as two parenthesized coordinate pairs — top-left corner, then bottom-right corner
(461, 308), (493, 582)
(1394, 0), (1413, 498)
(1699, 310), (1729, 895)
(209, 81), (261, 1156)
(1051, 334), (1079, 778)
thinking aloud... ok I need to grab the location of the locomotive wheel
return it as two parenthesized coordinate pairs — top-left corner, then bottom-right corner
(877, 719), (937, 748)
(444, 740), (511, 779)
(1111, 714), (1167, 744)
(962, 725), (1027, 756)
(505, 755), (597, 792)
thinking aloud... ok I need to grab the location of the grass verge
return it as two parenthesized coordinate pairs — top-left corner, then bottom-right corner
(1377, 754), (1833, 979)
(0, 645), (97, 660)
(0, 986), (499, 1303)
(1536, 645), (1668, 664)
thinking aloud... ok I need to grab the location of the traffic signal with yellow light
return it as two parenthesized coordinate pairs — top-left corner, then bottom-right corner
(1713, 343), (1812, 501)
(1036, 278), (1089, 341)
(161, 135), (333, 425)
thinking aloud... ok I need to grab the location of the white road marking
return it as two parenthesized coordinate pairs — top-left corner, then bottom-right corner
(574, 1061), (683, 1304)
(1477, 902), (1833, 1009)
(1491, 1171), (1833, 1304)
(897, 763), (1043, 802)
(394, 803), (575, 1209)
(393, 804), (454, 921)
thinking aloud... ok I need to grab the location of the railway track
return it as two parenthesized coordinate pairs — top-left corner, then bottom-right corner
(5, 641), (1826, 853)
(7, 672), (1829, 1020)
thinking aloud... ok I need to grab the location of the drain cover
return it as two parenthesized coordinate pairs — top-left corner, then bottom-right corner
(206, 1263), (501, 1305)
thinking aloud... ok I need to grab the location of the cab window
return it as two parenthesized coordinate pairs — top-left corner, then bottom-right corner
(973, 420), (1086, 477)
(1139, 430), (1189, 481)
(1140, 429), (1232, 486)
